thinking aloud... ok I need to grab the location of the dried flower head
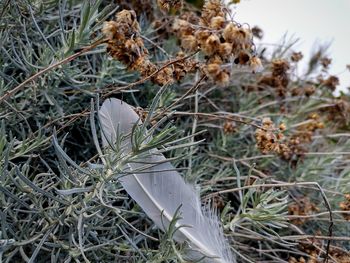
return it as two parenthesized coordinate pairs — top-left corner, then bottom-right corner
(304, 85), (316, 96)
(172, 18), (194, 36)
(250, 56), (263, 73)
(320, 57), (332, 69)
(258, 59), (290, 97)
(223, 23), (238, 43)
(210, 16), (226, 29)
(223, 121), (236, 134)
(218, 43), (233, 57)
(322, 98), (350, 125)
(102, 21), (118, 40)
(234, 51), (251, 65)
(279, 123), (286, 131)
(322, 75), (339, 91)
(216, 71), (230, 85)
(195, 30), (212, 46)
(157, 0), (183, 13)
(103, 10), (173, 85)
(201, 0), (225, 26)
(255, 118), (285, 154)
(288, 197), (319, 225)
(339, 194), (350, 221)
(153, 66), (174, 86)
(291, 84), (316, 97)
(202, 34), (221, 55)
(272, 59), (290, 77)
(181, 35), (198, 51)
(172, 52), (198, 81)
(251, 26), (263, 39)
(291, 51), (303, 62)
(279, 113), (324, 165)
(206, 63), (221, 78)
(204, 63), (230, 85)
(235, 28), (253, 44)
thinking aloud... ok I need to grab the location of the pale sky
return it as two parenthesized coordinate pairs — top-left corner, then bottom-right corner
(232, 0), (350, 93)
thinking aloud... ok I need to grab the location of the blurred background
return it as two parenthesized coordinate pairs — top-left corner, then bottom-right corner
(232, 0), (350, 94)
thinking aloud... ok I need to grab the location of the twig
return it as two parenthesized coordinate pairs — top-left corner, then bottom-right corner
(152, 74), (207, 121)
(171, 111), (264, 130)
(313, 133), (350, 139)
(231, 233), (350, 242)
(101, 51), (199, 97)
(0, 38), (107, 105)
(141, 35), (170, 59)
(287, 210), (350, 219)
(189, 58), (200, 177)
(207, 181), (333, 262)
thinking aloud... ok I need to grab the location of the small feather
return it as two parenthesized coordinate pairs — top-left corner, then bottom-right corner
(99, 98), (235, 263)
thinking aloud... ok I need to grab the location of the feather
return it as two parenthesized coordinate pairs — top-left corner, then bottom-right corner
(99, 98), (235, 263)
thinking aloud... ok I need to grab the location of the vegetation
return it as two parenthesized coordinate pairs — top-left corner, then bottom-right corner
(1, 0), (349, 262)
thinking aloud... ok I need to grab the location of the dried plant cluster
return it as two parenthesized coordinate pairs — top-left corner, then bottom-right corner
(157, 0), (183, 12)
(340, 194), (350, 221)
(288, 243), (350, 263)
(255, 113), (326, 166)
(103, 10), (174, 85)
(255, 117), (286, 155)
(258, 59), (290, 97)
(1, 0), (350, 262)
(103, 0), (262, 86)
(172, 0), (262, 84)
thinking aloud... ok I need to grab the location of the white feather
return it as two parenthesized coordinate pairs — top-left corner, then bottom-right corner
(99, 98), (235, 263)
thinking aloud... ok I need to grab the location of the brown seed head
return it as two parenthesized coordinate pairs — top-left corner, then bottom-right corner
(210, 16), (226, 29)
(201, 0), (225, 26)
(223, 23), (238, 43)
(250, 56), (263, 73)
(181, 35), (198, 51)
(102, 21), (118, 40)
(251, 26), (263, 39)
(291, 51), (303, 62)
(206, 63), (221, 78)
(203, 34), (220, 55)
(218, 43), (233, 57)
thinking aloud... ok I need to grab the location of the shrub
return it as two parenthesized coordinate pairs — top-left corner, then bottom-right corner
(1, 0), (349, 262)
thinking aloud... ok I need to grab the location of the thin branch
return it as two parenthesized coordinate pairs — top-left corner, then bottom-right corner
(207, 181), (333, 262)
(231, 233), (350, 242)
(152, 74), (207, 120)
(170, 111), (264, 130)
(0, 38), (107, 104)
(101, 51), (199, 97)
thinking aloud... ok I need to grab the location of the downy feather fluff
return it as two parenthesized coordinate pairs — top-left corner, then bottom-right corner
(99, 98), (235, 263)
